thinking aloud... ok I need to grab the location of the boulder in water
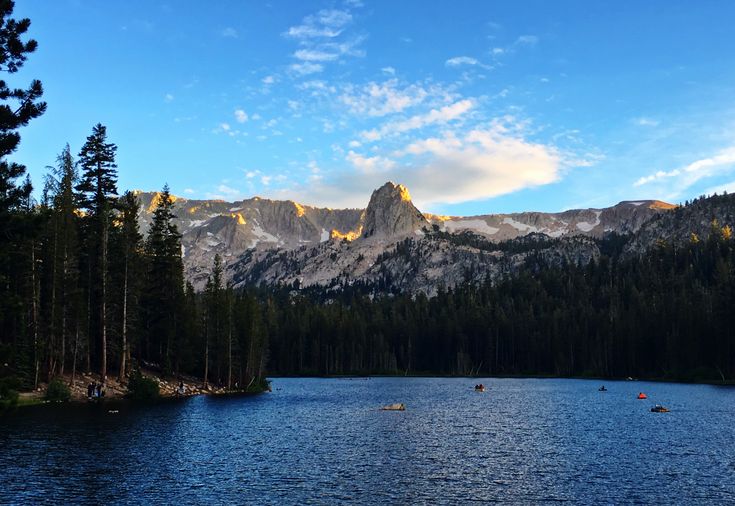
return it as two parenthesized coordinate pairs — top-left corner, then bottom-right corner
(380, 403), (406, 411)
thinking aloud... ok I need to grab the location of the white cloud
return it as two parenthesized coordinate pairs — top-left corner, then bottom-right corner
(386, 126), (561, 205)
(340, 79), (429, 117)
(221, 27), (238, 38)
(361, 99), (474, 142)
(516, 35), (539, 46)
(446, 56), (478, 66)
(220, 122), (231, 131)
(634, 117), (660, 127)
(284, 9), (352, 40)
(346, 151), (396, 173)
(234, 109), (248, 123)
(294, 49), (340, 62)
(164, 93), (174, 103)
(208, 184), (242, 200)
(634, 146), (735, 188)
(261, 175), (272, 185)
(183, 188), (195, 195)
(704, 180), (735, 195)
(283, 7), (364, 77)
(290, 62), (324, 76)
(272, 121), (564, 209)
(262, 75), (275, 85)
(382, 66), (396, 75)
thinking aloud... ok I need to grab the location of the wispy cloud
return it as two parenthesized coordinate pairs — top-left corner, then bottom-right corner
(164, 93), (174, 103)
(634, 146), (735, 189)
(445, 56), (492, 70)
(234, 109), (248, 123)
(340, 79), (429, 117)
(294, 49), (340, 62)
(284, 9), (352, 40)
(221, 27), (238, 38)
(283, 6), (364, 77)
(516, 35), (538, 46)
(346, 151), (396, 173)
(289, 62), (324, 76)
(634, 117), (660, 127)
(207, 183), (243, 200)
(360, 99), (474, 142)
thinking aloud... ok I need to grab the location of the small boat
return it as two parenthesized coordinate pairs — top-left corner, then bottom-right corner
(380, 403), (406, 411)
(637, 392), (647, 399)
(598, 386), (607, 392)
(651, 404), (670, 413)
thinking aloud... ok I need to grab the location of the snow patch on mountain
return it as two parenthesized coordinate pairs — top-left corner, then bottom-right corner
(444, 219), (500, 235)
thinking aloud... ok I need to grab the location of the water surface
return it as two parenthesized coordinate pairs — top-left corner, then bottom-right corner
(2, 378), (734, 504)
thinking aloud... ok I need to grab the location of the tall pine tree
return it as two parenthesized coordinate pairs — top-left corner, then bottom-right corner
(0, 0), (45, 383)
(76, 123), (118, 379)
(143, 185), (184, 374)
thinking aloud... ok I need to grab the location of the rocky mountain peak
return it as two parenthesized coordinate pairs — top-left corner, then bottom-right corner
(361, 182), (429, 239)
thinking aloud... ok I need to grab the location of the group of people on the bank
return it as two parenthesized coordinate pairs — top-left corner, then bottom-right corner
(87, 381), (105, 399)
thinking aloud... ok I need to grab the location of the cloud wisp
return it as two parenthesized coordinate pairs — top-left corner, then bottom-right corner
(634, 146), (735, 190)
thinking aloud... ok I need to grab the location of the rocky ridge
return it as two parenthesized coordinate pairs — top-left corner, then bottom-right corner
(134, 182), (678, 292)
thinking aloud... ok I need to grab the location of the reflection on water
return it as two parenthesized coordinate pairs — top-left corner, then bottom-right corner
(2, 378), (734, 504)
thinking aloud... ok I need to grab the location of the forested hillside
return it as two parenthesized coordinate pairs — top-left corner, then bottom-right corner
(257, 215), (735, 381)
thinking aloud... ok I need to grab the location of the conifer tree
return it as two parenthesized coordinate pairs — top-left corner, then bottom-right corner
(114, 191), (142, 381)
(0, 0), (45, 381)
(76, 123), (118, 379)
(143, 184), (184, 373)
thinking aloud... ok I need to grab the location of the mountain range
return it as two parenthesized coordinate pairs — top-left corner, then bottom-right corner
(133, 182), (694, 294)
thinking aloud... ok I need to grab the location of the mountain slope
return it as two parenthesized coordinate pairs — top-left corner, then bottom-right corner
(134, 183), (677, 291)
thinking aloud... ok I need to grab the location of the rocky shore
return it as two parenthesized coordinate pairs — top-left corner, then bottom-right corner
(17, 369), (260, 406)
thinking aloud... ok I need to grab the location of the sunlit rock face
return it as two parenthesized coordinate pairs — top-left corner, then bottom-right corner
(134, 183), (675, 291)
(361, 182), (429, 239)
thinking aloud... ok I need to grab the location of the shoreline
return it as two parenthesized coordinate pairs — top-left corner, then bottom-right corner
(9, 369), (270, 410)
(266, 373), (735, 386)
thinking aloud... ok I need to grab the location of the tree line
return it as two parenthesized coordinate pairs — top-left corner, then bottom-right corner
(259, 222), (734, 382)
(0, 2), (267, 394)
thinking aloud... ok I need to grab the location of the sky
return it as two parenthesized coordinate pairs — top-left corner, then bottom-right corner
(10, 0), (735, 215)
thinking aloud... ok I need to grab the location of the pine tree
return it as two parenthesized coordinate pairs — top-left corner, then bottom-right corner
(114, 191), (142, 381)
(76, 123), (118, 379)
(0, 0), (45, 382)
(143, 184), (184, 374)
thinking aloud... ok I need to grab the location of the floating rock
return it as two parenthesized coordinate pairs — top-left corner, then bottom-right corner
(380, 403), (406, 411)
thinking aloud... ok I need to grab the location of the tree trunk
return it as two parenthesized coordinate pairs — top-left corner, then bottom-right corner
(31, 240), (40, 389)
(227, 297), (232, 389)
(100, 215), (108, 379)
(86, 261), (91, 373)
(203, 317), (209, 388)
(71, 324), (79, 387)
(119, 255), (128, 382)
(48, 220), (58, 379)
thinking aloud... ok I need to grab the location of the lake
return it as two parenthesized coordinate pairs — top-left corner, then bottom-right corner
(1, 378), (734, 504)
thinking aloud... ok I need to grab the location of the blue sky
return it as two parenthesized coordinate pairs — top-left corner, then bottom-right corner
(10, 0), (735, 214)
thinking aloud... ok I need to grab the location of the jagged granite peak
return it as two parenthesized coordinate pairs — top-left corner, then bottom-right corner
(361, 182), (429, 239)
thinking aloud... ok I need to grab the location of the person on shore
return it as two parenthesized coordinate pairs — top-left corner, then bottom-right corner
(177, 381), (185, 396)
(87, 382), (94, 399)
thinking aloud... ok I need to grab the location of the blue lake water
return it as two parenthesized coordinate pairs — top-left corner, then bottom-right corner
(1, 378), (734, 504)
